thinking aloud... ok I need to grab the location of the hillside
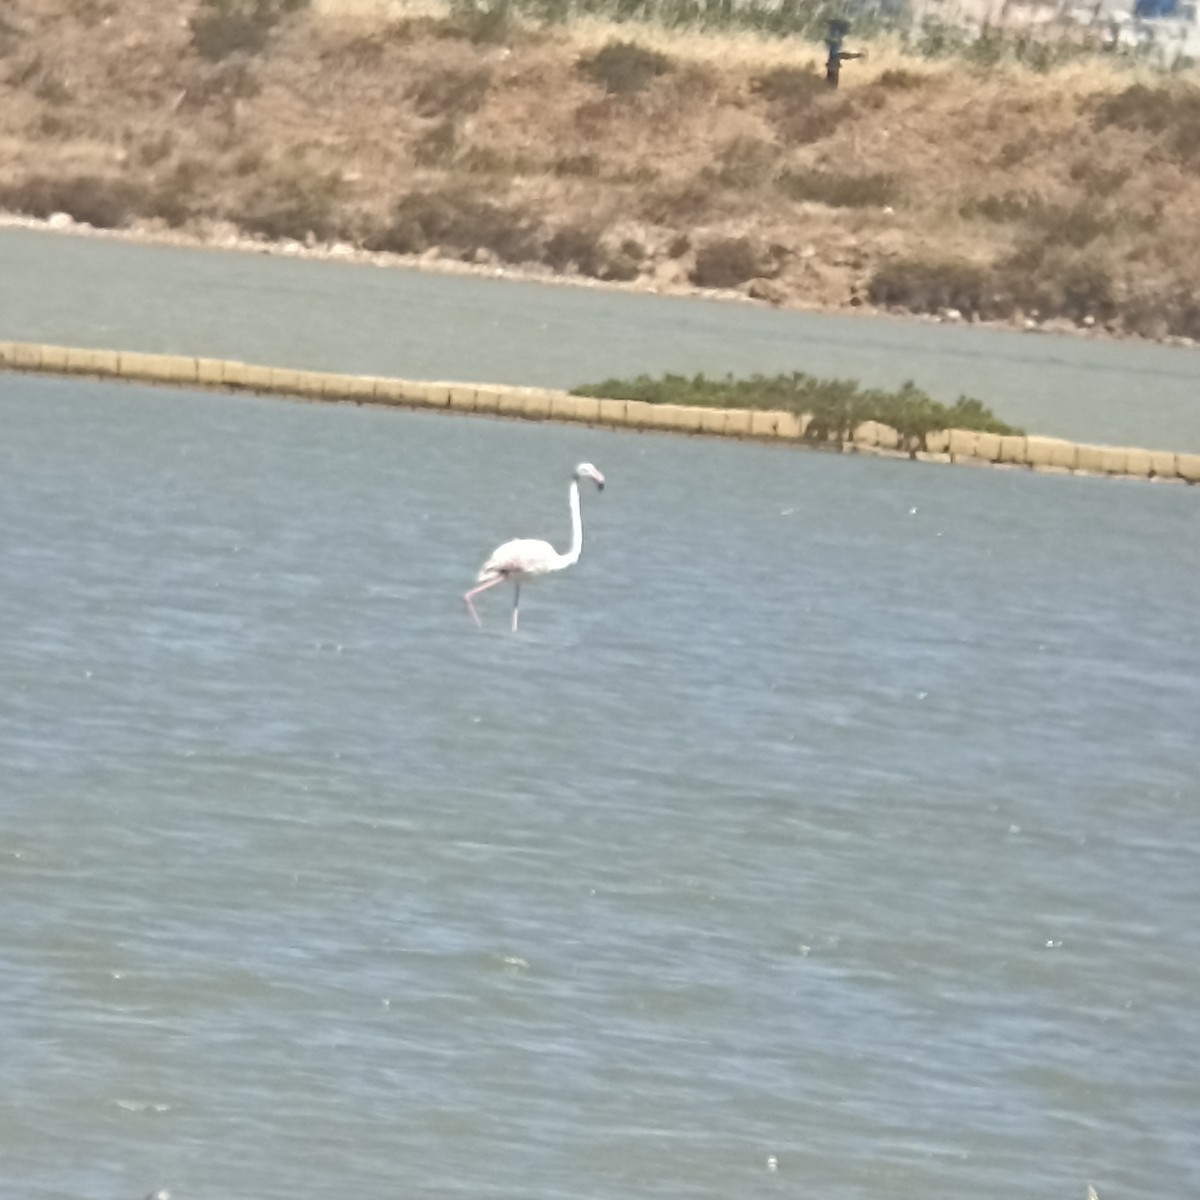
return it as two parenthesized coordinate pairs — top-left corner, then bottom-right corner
(3, 0), (1200, 339)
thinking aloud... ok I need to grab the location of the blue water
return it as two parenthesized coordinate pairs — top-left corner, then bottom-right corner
(1, 369), (1197, 1200)
(3, 225), (1200, 450)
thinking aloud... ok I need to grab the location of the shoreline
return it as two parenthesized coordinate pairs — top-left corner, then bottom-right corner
(6, 213), (1198, 354)
(6, 3), (1200, 347)
(4, 338), (1198, 487)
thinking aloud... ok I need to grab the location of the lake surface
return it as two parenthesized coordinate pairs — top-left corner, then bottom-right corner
(1, 371), (1197, 1200)
(3, 226), (1200, 451)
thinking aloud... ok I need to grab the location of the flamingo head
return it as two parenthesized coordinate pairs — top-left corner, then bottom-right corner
(574, 462), (605, 491)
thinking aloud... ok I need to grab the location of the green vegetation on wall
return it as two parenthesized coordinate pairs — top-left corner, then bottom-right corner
(572, 371), (1022, 452)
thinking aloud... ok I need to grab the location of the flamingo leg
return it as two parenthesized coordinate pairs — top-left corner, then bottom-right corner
(464, 576), (505, 628)
(511, 583), (521, 634)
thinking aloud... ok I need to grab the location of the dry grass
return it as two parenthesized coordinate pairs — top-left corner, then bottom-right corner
(2, 0), (1199, 333)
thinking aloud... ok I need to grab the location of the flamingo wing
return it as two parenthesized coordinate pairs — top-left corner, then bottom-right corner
(478, 538), (560, 580)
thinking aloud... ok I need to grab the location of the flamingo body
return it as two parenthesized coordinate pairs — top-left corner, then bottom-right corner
(465, 463), (604, 632)
(476, 538), (563, 582)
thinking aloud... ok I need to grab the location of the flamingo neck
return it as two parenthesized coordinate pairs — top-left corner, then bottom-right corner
(557, 480), (583, 569)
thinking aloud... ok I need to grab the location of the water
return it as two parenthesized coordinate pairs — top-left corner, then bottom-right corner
(2, 369), (1198, 1200)
(3, 226), (1200, 450)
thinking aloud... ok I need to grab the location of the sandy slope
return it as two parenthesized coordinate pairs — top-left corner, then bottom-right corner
(2, 0), (1199, 339)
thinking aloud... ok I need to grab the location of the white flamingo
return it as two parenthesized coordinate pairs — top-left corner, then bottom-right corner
(464, 462), (606, 633)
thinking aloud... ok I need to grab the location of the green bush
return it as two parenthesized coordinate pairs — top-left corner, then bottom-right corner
(571, 370), (1021, 451)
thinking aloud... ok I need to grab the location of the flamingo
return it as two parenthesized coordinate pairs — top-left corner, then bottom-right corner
(464, 462), (605, 632)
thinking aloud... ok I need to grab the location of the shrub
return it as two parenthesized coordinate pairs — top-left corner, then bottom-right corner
(961, 30), (1006, 68)
(751, 67), (824, 105)
(875, 67), (928, 90)
(909, 19), (967, 59)
(0, 174), (139, 228)
(1025, 202), (1114, 250)
(570, 370), (1021, 450)
(690, 237), (765, 288)
(869, 246), (1120, 327)
(136, 130), (178, 168)
(1068, 160), (1129, 197)
(0, 11), (19, 58)
(409, 67), (492, 118)
(34, 69), (72, 106)
(579, 41), (671, 95)
(147, 159), (207, 227)
(774, 97), (851, 145)
(996, 132), (1038, 169)
(601, 250), (641, 281)
(444, 0), (515, 45)
(754, 68), (851, 145)
(365, 189), (541, 263)
(705, 136), (778, 190)
(190, 0), (309, 62)
(667, 233), (690, 258)
(637, 177), (722, 224)
(960, 190), (1041, 223)
(868, 258), (999, 318)
(1121, 288), (1200, 340)
(543, 224), (605, 275)
(239, 167), (344, 242)
(1095, 83), (1183, 133)
(552, 153), (601, 178)
(177, 59), (261, 111)
(1002, 247), (1118, 324)
(1093, 83), (1200, 169)
(964, 193), (1153, 256)
(780, 168), (898, 208)
(457, 146), (534, 176)
(413, 117), (459, 166)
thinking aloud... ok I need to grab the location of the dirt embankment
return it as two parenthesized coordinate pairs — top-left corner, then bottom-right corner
(4, 0), (1200, 340)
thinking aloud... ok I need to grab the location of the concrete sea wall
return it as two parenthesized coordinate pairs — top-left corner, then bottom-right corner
(2, 340), (1197, 486)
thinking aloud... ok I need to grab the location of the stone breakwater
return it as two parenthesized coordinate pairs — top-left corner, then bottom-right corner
(3, 341), (1198, 486)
